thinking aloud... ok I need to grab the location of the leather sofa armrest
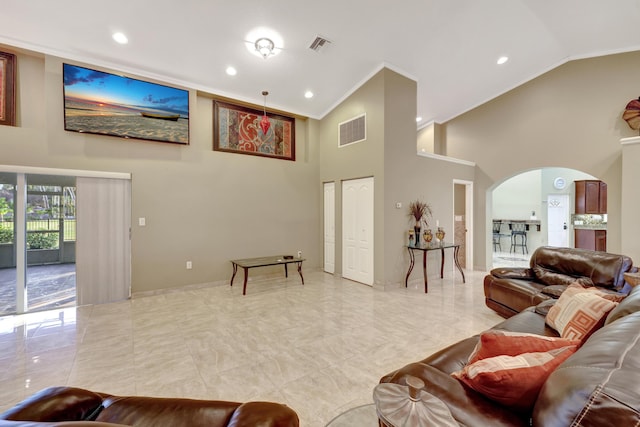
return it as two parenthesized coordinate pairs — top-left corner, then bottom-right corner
(489, 267), (534, 280)
(0, 387), (104, 423)
(227, 402), (299, 427)
(0, 421), (129, 427)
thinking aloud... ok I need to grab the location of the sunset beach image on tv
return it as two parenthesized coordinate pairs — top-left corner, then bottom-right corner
(63, 63), (189, 144)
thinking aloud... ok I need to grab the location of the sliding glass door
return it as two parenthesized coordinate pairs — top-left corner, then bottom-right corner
(0, 173), (77, 315)
(0, 167), (131, 316)
(0, 173), (17, 315)
(25, 174), (77, 312)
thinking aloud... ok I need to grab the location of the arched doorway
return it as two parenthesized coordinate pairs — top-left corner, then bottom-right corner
(489, 167), (598, 269)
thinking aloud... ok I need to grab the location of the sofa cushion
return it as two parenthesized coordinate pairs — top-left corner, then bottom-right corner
(534, 299), (556, 316)
(539, 285), (566, 298)
(452, 346), (577, 412)
(546, 283), (618, 341)
(533, 266), (594, 288)
(468, 330), (579, 364)
(605, 284), (640, 325)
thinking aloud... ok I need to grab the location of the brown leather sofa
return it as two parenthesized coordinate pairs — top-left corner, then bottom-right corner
(0, 387), (299, 427)
(379, 283), (640, 426)
(484, 246), (634, 318)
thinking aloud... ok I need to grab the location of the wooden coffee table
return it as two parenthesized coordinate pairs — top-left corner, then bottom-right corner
(230, 255), (305, 295)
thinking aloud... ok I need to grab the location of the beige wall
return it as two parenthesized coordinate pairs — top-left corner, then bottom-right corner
(317, 68), (476, 287)
(9, 44), (635, 294)
(444, 51), (640, 269)
(318, 69), (386, 283)
(621, 138), (640, 263)
(1, 49), (321, 294)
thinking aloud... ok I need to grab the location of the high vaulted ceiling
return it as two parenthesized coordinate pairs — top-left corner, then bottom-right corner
(2, 1), (640, 124)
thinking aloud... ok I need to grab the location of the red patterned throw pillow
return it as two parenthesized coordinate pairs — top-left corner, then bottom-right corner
(452, 346), (577, 412)
(468, 330), (580, 364)
(546, 283), (619, 341)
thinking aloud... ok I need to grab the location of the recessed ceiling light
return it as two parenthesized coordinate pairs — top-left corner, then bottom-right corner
(304, 91), (314, 99)
(226, 66), (237, 76)
(416, 117), (423, 122)
(497, 56), (509, 65)
(112, 32), (128, 44)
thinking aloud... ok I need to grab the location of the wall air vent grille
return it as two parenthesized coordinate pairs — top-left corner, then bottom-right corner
(338, 113), (366, 147)
(309, 36), (331, 52)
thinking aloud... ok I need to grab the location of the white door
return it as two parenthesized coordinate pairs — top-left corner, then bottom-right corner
(323, 182), (335, 273)
(548, 194), (569, 247)
(342, 177), (374, 285)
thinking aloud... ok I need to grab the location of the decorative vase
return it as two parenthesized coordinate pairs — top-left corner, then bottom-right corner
(423, 229), (433, 244)
(436, 227), (445, 242)
(414, 225), (421, 246)
(408, 230), (415, 246)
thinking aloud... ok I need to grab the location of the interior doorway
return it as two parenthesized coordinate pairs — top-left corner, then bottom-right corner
(323, 182), (335, 274)
(453, 180), (473, 269)
(490, 167), (596, 269)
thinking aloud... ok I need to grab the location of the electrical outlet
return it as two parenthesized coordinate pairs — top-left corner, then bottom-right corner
(186, 261), (192, 269)
(297, 250), (302, 258)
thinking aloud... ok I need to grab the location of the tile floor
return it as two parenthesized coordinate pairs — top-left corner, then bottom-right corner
(492, 249), (531, 269)
(0, 268), (502, 426)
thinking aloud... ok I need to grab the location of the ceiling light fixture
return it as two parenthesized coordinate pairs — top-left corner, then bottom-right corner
(226, 66), (237, 76)
(304, 91), (314, 99)
(112, 32), (128, 44)
(416, 117), (423, 122)
(260, 91), (271, 134)
(255, 38), (275, 59)
(497, 56), (509, 65)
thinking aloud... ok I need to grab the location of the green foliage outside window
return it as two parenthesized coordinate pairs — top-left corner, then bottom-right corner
(0, 228), (12, 244)
(27, 232), (59, 249)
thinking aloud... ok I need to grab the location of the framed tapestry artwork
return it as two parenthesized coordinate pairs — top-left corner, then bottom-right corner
(63, 63), (189, 145)
(213, 100), (295, 161)
(0, 51), (17, 127)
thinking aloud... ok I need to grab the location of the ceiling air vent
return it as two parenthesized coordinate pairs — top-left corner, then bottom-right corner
(338, 113), (366, 147)
(309, 35), (331, 52)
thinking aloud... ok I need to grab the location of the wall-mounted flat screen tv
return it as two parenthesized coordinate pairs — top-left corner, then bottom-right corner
(63, 63), (189, 145)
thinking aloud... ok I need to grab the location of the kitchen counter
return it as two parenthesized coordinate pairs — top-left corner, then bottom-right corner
(493, 219), (541, 231)
(574, 224), (607, 230)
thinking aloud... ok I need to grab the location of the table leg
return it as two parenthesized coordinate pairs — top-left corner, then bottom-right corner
(405, 248), (415, 287)
(453, 246), (466, 283)
(297, 261), (304, 284)
(440, 246), (445, 278)
(422, 250), (429, 293)
(230, 263), (238, 287)
(284, 263), (289, 278)
(242, 267), (249, 295)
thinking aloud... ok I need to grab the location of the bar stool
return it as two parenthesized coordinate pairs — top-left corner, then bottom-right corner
(492, 220), (504, 251)
(510, 221), (528, 254)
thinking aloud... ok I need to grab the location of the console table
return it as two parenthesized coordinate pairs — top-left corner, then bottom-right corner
(405, 242), (465, 293)
(230, 255), (304, 295)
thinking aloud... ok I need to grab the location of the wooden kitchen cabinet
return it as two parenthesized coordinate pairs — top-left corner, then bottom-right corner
(575, 229), (607, 251)
(574, 180), (607, 214)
